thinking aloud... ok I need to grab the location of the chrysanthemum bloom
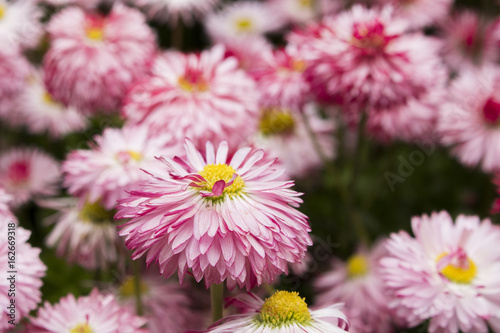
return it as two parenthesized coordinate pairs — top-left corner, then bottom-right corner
(0, 223), (46, 330)
(115, 273), (208, 333)
(440, 11), (497, 71)
(249, 47), (311, 110)
(117, 139), (312, 290)
(252, 105), (335, 177)
(0, 45), (30, 101)
(381, 211), (500, 333)
(41, 197), (125, 270)
(198, 291), (349, 332)
(28, 289), (147, 332)
(63, 125), (181, 210)
(374, 0), (452, 30)
(0, 148), (60, 207)
(130, 0), (220, 25)
(205, 1), (285, 43)
(0, 0), (43, 49)
(315, 242), (392, 333)
(438, 68), (500, 173)
(18, 69), (87, 138)
(43, 3), (156, 114)
(288, 5), (443, 111)
(122, 46), (259, 148)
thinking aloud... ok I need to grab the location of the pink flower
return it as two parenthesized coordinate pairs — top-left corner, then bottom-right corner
(122, 46), (259, 149)
(381, 211), (500, 333)
(27, 289), (147, 332)
(63, 125), (181, 210)
(0, 147), (60, 207)
(0, 46), (30, 101)
(43, 4), (156, 114)
(0, 0), (43, 49)
(315, 242), (393, 333)
(438, 68), (500, 173)
(196, 291), (349, 332)
(117, 139), (312, 290)
(222, 36), (273, 71)
(289, 5), (443, 111)
(0, 223), (46, 330)
(130, 0), (220, 25)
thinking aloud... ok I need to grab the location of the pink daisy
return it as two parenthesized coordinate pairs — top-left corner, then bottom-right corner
(252, 105), (336, 177)
(288, 5), (443, 111)
(315, 242), (393, 333)
(63, 125), (182, 210)
(116, 139), (312, 290)
(43, 3), (156, 114)
(122, 46), (259, 149)
(130, 0), (220, 25)
(438, 68), (500, 173)
(27, 289), (147, 332)
(0, 223), (46, 330)
(381, 211), (500, 333)
(0, 148), (60, 207)
(41, 197), (125, 270)
(205, 1), (285, 43)
(0, 0), (43, 49)
(18, 69), (87, 138)
(196, 291), (349, 332)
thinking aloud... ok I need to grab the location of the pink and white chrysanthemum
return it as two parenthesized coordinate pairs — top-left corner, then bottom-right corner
(375, 0), (452, 30)
(252, 105), (335, 177)
(440, 11), (497, 71)
(289, 5), (443, 111)
(41, 197), (126, 270)
(0, 0), (43, 49)
(63, 125), (181, 210)
(0, 148), (60, 207)
(122, 46), (259, 148)
(130, 0), (220, 25)
(18, 69), (87, 138)
(249, 47), (311, 110)
(0, 223), (46, 330)
(438, 68), (500, 173)
(117, 139), (312, 290)
(27, 289), (147, 332)
(43, 4), (156, 114)
(115, 272), (208, 333)
(197, 291), (349, 333)
(381, 211), (500, 333)
(205, 1), (285, 43)
(315, 242), (392, 333)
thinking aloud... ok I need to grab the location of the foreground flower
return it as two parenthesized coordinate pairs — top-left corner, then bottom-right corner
(381, 211), (500, 333)
(117, 139), (312, 290)
(315, 242), (392, 333)
(438, 68), (500, 173)
(0, 0), (43, 49)
(198, 291), (349, 332)
(131, 0), (220, 25)
(123, 46), (258, 148)
(289, 5), (443, 111)
(41, 197), (125, 270)
(63, 125), (181, 210)
(27, 289), (147, 332)
(0, 222), (46, 329)
(115, 272), (208, 333)
(44, 3), (156, 113)
(0, 147), (60, 207)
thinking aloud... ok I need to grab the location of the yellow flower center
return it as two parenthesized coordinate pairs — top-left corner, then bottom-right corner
(258, 291), (311, 327)
(298, 0), (314, 8)
(79, 201), (115, 224)
(346, 254), (369, 279)
(259, 108), (296, 136)
(178, 76), (209, 93)
(235, 17), (254, 32)
(0, 5), (5, 20)
(198, 164), (245, 199)
(436, 252), (477, 284)
(119, 276), (148, 299)
(291, 59), (307, 72)
(86, 27), (104, 41)
(42, 91), (60, 106)
(70, 324), (93, 333)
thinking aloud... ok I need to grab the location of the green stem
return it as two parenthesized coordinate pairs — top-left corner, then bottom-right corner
(301, 111), (330, 165)
(210, 283), (224, 323)
(133, 260), (144, 316)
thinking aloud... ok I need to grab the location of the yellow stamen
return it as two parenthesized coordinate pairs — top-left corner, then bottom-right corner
(198, 164), (245, 198)
(127, 151), (142, 162)
(436, 252), (477, 284)
(0, 5), (5, 20)
(235, 17), (254, 32)
(178, 77), (209, 93)
(42, 92), (59, 106)
(79, 201), (115, 224)
(259, 108), (296, 136)
(86, 27), (104, 41)
(346, 254), (369, 279)
(119, 276), (148, 299)
(258, 291), (311, 327)
(298, 0), (313, 8)
(291, 59), (307, 72)
(70, 324), (93, 333)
